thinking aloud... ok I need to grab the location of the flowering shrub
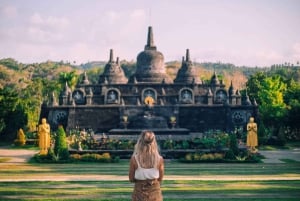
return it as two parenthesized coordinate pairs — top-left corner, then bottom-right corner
(180, 150), (262, 163)
(70, 154), (81, 160)
(160, 131), (230, 150)
(181, 152), (225, 162)
(68, 128), (97, 150)
(70, 152), (119, 163)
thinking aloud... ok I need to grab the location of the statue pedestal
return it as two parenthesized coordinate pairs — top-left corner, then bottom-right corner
(109, 128), (190, 135)
(122, 121), (129, 129)
(170, 121), (176, 129)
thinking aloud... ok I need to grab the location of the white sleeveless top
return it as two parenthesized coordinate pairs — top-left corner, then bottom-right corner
(134, 155), (160, 180)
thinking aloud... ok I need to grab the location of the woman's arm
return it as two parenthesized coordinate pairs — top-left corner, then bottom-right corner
(128, 156), (137, 182)
(158, 157), (164, 182)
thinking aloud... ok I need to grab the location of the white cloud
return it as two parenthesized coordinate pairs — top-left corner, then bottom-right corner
(26, 26), (64, 44)
(67, 42), (100, 64)
(255, 50), (284, 66)
(29, 13), (70, 30)
(101, 10), (120, 25)
(0, 5), (17, 18)
(130, 9), (146, 18)
(24, 13), (71, 45)
(30, 13), (43, 24)
(291, 42), (300, 63)
(1, 1), (299, 66)
(253, 43), (300, 66)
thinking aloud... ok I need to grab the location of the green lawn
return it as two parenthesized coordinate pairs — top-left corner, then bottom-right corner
(0, 180), (299, 201)
(0, 160), (300, 201)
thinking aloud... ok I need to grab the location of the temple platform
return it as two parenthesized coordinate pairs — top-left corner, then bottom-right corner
(108, 128), (190, 135)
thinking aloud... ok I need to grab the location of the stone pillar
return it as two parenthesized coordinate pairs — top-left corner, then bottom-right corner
(50, 92), (58, 106)
(66, 108), (76, 132)
(236, 96), (241, 105)
(207, 95), (213, 105)
(207, 88), (213, 105)
(225, 105), (233, 132)
(86, 95), (92, 105)
(235, 90), (241, 105)
(86, 87), (93, 105)
(230, 95), (236, 105)
(61, 95), (68, 105)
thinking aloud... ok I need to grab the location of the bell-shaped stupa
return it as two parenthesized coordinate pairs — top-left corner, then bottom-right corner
(129, 26), (171, 83)
(174, 49), (201, 84)
(98, 49), (128, 84)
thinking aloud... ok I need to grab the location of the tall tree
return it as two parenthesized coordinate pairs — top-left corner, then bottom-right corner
(284, 79), (300, 139)
(0, 87), (27, 141)
(59, 71), (78, 90)
(246, 72), (266, 104)
(257, 76), (287, 134)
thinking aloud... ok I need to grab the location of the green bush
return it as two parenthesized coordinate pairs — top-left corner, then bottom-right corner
(229, 132), (239, 155)
(184, 153), (193, 161)
(54, 126), (69, 160)
(258, 121), (270, 145)
(224, 149), (235, 160)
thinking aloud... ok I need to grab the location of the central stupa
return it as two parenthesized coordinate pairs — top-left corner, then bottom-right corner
(129, 26), (172, 83)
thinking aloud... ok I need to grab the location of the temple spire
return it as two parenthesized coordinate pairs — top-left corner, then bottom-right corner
(82, 71), (90, 85)
(145, 26), (156, 50)
(109, 49), (114, 62)
(186, 49), (190, 62)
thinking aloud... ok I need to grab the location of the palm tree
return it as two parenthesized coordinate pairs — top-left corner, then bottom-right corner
(58, 71), (78, 90)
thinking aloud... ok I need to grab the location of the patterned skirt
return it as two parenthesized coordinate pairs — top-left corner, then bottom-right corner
(132, 179), (163, 201)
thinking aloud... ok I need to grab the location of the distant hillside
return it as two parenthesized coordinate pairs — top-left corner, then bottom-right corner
(3, 57), (296, 90)
(165, 61), (261, 89)
(80, 61), (106, 69)
(0, 58), (258, 90)
(0, 58), (81, 89)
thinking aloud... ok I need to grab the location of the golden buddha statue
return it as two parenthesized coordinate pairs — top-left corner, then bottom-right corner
(14, 128), (26, 146)
(144, 96), (155, 106)
(246, 117), (258, 152)
(38, 118), (51, 155)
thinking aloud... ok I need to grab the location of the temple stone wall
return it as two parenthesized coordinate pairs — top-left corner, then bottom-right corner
(41, 26), (258, 135)
(43, 105), (257, 134)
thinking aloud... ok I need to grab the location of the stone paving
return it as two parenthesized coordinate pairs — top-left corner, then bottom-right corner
(259, 149), (300, 163)
(0, 146), (38, 163)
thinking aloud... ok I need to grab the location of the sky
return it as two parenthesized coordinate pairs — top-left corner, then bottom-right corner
(0, 0), (299, 67)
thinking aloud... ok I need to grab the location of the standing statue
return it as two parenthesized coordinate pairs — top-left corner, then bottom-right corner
(14, 128), (26, 146)
(38, 118), (51, 155)
(246, 117), (258, 152)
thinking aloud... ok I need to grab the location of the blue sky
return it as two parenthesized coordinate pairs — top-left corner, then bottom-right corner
(0, 0), (299, 66)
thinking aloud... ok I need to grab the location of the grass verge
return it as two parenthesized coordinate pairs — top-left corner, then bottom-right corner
(0, 180), (299, 200)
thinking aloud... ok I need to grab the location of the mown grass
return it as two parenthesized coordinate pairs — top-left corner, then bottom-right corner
(1, 144), (300, 200)
(0, 180), (299, 200)
(1, 161), (299, 177)
(0, 157), (11, 162)
(1, 162), (300, 200)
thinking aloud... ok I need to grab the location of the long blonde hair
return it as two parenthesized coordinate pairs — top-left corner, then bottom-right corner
(133, 130), (161, 168)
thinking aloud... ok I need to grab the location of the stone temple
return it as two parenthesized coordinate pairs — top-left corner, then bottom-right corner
(41, 26), (258, 136)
